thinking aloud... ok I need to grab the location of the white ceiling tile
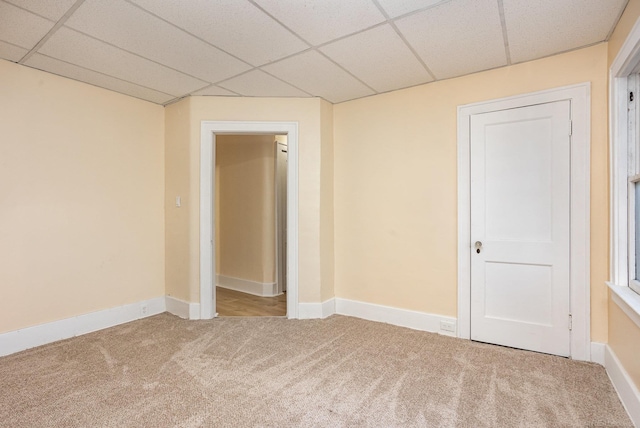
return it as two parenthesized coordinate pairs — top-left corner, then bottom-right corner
(4, 0), (77, 20)
(24, 53), (174, 104)
(65, 0), (251, 83)
(395, 0), (507, 80)
(219, 70), (310, 97)
(375, 0), (447, 18)
(37, 27), (207, 97)
(504, 0), (627, 63)
(191, 85), (238, 96)
(253, 0), (386, 46)
(0, 40), (28, 62)
(262, 50), (374, 103)
(3, 0), (623, 104)
(0, 1), (54, 49)
(320, 24), (432, 93)
(128, 0), (308, 66)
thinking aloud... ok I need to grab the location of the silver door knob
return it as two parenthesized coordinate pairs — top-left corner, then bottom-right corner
(475, 241), (483, 253)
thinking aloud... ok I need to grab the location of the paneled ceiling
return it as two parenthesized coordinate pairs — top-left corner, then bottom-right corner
(0, 0), (629, 105)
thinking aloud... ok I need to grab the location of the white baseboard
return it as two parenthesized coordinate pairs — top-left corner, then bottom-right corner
(298, 303), (320, 319)
(322, 298), (336, 318)
(217, 275), (278, 297)
(165, 296), (201, 320)
(605, 345), (640, 426)
(335, 298), (457, 337)
(0, 296), (166, 357)
(590, 342), (606, 365)
(298, 298), (336, 319)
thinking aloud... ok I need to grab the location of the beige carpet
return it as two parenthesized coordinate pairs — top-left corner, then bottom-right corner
(0, 314), (632, 427)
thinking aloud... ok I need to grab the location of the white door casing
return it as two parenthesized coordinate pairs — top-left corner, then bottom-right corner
(276, 140), (288, 294)
(470, 101), (571, 356)
(458, 84), (591, 361)
(200, 121), (299, 320)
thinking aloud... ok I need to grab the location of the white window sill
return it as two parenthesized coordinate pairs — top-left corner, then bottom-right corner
(607, 282), (640, 329)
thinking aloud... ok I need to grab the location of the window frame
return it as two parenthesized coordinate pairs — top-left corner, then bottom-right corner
(626, 74), (640, 295)
(609, 17), (640, 328)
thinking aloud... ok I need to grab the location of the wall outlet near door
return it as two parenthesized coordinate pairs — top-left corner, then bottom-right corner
(440, 320), (456, 333)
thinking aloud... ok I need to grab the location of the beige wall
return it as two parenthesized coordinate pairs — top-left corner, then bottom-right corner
(333, 43), (609, 342)
(320, 100), (335, 302)
(608, 0), (640, 66)
(607, 0), (640, 391)
(164, 98), (191, 301)
(215, 135), (276, 283)
(0, 60), (165, 333)
(164, 96), (331, 304)
(609, 301), (640, 386)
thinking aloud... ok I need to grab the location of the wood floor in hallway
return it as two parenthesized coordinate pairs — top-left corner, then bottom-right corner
(216, 287), (287, 317)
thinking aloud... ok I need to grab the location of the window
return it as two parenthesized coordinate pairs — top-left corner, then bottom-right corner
(632, 182), (640, 293)
(629, 74), (640, 295)
(609, 16), (640, 328)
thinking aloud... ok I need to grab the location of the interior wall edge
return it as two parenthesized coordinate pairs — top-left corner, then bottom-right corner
(165, 295), (201, 320)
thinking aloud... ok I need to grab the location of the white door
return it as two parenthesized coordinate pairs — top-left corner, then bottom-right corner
(470, 100), (571, 357)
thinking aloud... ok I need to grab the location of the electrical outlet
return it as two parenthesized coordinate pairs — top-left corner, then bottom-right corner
(440, 320), (456, 333)
(141, 304), (148, 316)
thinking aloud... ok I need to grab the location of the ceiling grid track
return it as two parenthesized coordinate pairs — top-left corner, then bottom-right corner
(0, 0), (629, 105)
(190, 83), (242, 97)
(314, 21), (388, 50)
(496, 0), (512, 65)
(53, 26), (209, 92)
(247, 0), (379, 97)
(123, 0), (255, 70)
(200, 66), (315, 99)
(26, 54), (175, 105)
(315, 49), (378, 94)
(18, 0), (86, 64)
(389, 20), (438, 81)
(127, 0), (316, 98)
(370, 0), (438, 81)
(251, 68), (315, 98)
(246, 0), (311, 47)
(31, 51), (176, 98)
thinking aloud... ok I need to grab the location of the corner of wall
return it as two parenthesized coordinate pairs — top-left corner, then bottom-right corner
(164, 97), (193, 303)
(320, 99), (335, 303)
(608, 0), (640, 66)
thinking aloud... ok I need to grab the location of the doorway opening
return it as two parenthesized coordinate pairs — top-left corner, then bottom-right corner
(200, 121), (299, 320)
(214, 134), (287, 317)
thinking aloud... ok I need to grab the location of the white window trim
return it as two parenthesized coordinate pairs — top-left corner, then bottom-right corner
(609, 16), (640, 329)
(625, 74), (640, 297)
(457, 83), (591, 361)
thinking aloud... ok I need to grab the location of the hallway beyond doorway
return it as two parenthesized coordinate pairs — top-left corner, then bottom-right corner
(216, 287), (286, 317)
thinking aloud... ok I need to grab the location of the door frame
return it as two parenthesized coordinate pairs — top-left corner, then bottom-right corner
(275, 138), (288, 295)
(457, 84), (591, 361)
(200, 121), (299, 319)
